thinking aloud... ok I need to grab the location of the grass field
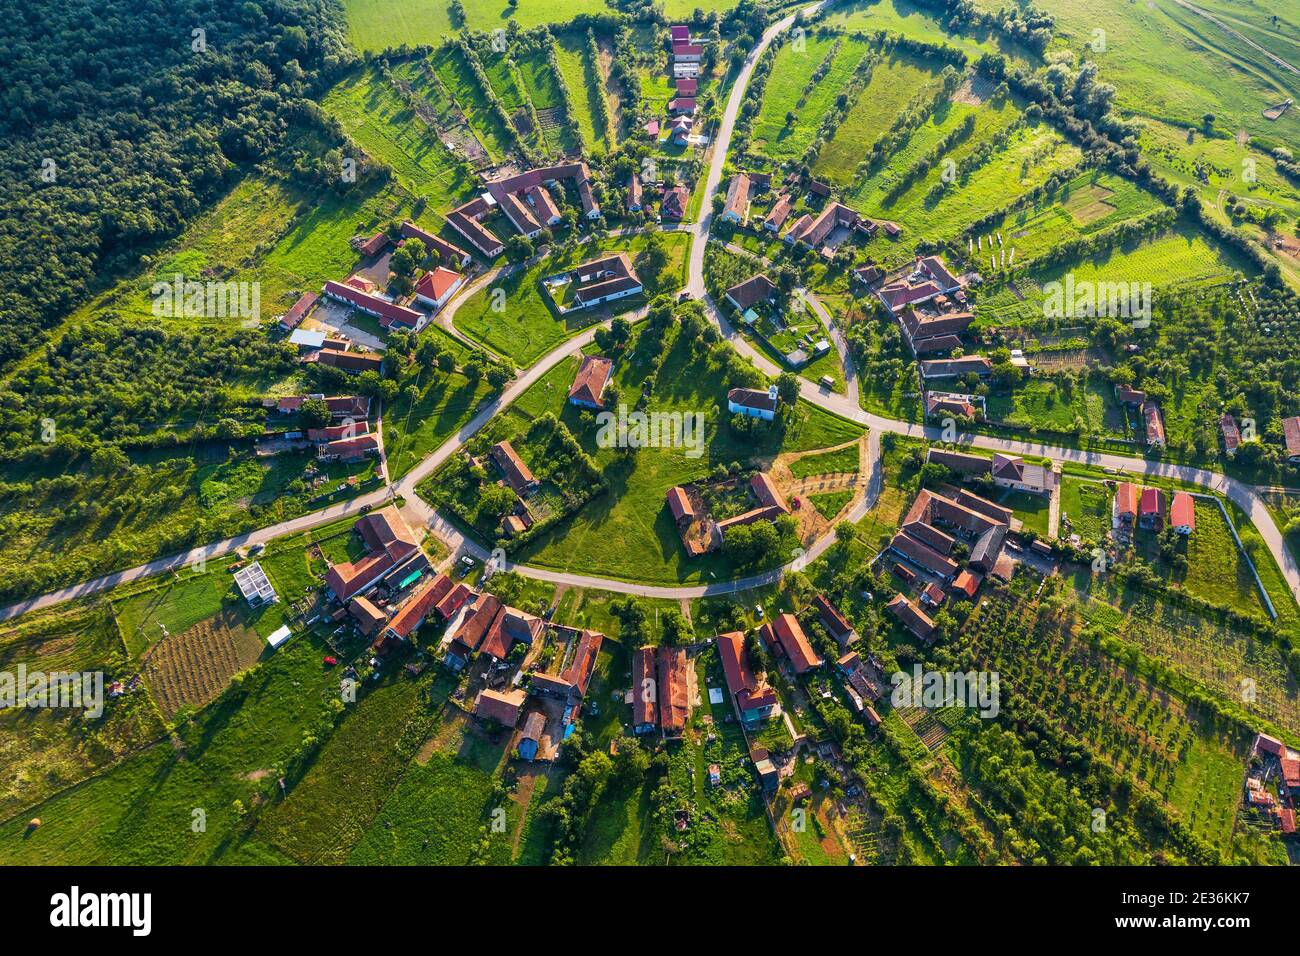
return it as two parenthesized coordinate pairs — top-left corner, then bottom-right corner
(1041, 0), (1300, 144)
(977, 224), (1252, 325)
(813, 52), (947, 184)
(853, 115), (1084, 259)
(980, 169), (1169, 263)
(382, 361), (498, 480)
(0, 628), (342, 864)
(751, 34), (876, 161)
(454, 231), (690, 366)
(555, 31), (613, 154)
(486, 326), (864, 585)
(323, 64), (476, 217)
(341, 0), (744, 52)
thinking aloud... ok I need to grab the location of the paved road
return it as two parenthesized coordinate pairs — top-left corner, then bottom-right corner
(3, 0), (1297, 619)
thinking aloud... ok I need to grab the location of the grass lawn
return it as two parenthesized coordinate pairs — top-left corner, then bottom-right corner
(484, 326), (863, 585)
(454, 231), (690, 366)
(809, 490), (854, 520)
(1059, 476), (1111, 544)
(383, 364), (498, 480)
(788, 443), (860, 479)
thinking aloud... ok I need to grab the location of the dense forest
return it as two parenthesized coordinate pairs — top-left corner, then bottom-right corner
(0, 0), (352, 369)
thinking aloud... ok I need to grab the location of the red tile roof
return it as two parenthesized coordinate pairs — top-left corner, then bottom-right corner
(717, 631), (778, 714)
(359, 230), (390, 257)
(476, 688), (526, 727)
(666, 486), (695, 524)
(657, 645), (689, 733)
(1139, 486), (1166, 517)
(321, 280), (422, 328)
(767, 613), (822, 674)
(279, 292), (318, 330)
(561, 629), (604, 697)
(1114, 482), (1138, 517)
(813, 594), (852, 640)
(632, 646), (656, 727)
(1170, 491), (1195, 529)
(490, 441), (536, 494)
(386, 577), (444, 639)
(435, 581), (474, 620)
(414, 266), (462, 303)
(1285, 416), (1300, 459)
(399, 221), (469, 264)
(449, 594), (502, 658)
(568, 355), (613, 407)
(951, 569), (981, 599)
(750, 472), (788, 512)
(325, 508), (420, 601)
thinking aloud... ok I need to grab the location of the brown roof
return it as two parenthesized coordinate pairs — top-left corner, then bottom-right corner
(321, 280), (421, 329)
(658, 645), (690, 734)
(476, 688), (526, 727)
(561, 629), (604, 697)
(481, 606), (540, 660)
(325, 508), (420, 601)
(359, 230), (390, 257)
(279, 292), (318, 330)
(951, 569), (981, 598)
(764, 194), (793, 230)
(750, 472), (788, 512)
(766, 613), (822, 674)
(900, 519), (956, 555)
(890, 531), (959, 579)
(1115, 384), (1146, 405)
(727, 386), (778, 412)
(722, 173), (751, 219)
(1114, 481), (1138, 517)
(887, 594), (935, 641)
(399, 221), (469, 264)
(435, 581), (474, 620)
(717, 631), (779, 714)
(661, 185), (689, 220)
(632, 646), (656, 727)
(386, 578), (446, 640)
(348, 596), (388, 636)
(449, 594), (502, 658)
(446, 209), (504, 257)
(568, 355), (613, 407)
(813, 594), (852, 640)
(1142, 402), (1166, 445)
(490, 441), (536, 494)
(1285, 416), (1300, 458)
(1220, 413), (1241, 452)
(724, 274), (777, 311)
(314, 349), (385, 374)
(666, 486), (695, 523)
(1139, 486), (1166, 517)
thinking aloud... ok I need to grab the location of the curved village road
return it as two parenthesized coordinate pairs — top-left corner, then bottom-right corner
(1, 0), (1297, 621)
